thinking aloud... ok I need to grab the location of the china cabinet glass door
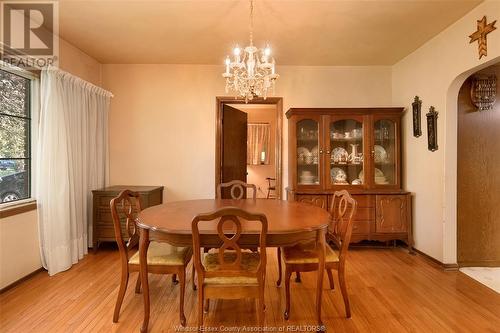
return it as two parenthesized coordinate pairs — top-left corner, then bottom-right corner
(327, 117), (365, 188)
(372, 118), (398, 187)
(296, 118), (320, 187)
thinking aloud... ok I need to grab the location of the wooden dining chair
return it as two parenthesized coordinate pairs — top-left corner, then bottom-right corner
(265, 177), (276, 199)
(276, 190), (357, 319)
(110, 190), (194, 326)
(191, 207), (268, 328)
(216, 180), (257, 200)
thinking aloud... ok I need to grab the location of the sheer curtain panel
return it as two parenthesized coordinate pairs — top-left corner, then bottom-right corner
(36, 68), (112, 275)
(247, 123), (271, 165)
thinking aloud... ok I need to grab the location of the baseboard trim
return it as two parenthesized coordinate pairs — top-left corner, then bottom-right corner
(413, 248), (459, 271)
(458, 261), (500, 267)
(0, 267), (45, 294)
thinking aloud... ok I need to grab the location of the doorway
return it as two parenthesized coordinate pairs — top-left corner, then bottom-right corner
(457, 62), (500, 267)
(215, 97), (283, 199)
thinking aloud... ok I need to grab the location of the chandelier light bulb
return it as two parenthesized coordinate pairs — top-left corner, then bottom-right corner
(225, 56), (230, 74)
(264, 46), (271, 56)
(233, 47), (241, 56)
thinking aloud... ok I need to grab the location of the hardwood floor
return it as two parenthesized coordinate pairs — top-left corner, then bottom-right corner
(1, 246), (499, 332)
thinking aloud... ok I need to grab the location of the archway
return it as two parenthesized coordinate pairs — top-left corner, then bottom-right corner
(443, 56), (500, 265)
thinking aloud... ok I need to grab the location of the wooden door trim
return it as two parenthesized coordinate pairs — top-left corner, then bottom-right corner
(215, 97), (283, 199)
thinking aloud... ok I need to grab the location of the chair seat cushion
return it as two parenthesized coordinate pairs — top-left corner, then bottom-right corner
(128, 242), (191, 266)
(282, 242), (339, 264)
(202, 251), (260, 285)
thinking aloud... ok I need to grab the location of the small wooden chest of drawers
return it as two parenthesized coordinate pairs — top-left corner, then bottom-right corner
(92, 185), (164, 251)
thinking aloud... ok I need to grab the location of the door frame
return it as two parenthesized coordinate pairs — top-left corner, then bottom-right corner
(215, 96), (283, 199)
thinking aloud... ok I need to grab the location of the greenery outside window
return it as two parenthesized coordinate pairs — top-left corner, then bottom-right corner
(0, 68), (35, 204)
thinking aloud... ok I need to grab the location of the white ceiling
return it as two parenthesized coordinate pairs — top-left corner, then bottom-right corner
(58, 0), (482, 65)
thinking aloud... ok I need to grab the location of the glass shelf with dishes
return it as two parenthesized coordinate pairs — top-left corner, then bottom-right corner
(289, 110), (402, 190)
(296, 119), (320, 186)
(372, 119), (396, 185)
(329, 119), (364, 186)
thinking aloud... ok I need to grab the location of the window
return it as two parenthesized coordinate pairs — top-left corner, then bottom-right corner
(0, 69), (33, 204)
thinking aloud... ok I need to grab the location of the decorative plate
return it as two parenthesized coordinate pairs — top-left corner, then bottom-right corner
(359, 168), (384, 181)
(330, 167), (347, 183)
(311, 146), (319, 157)
(332, 147), (348, 163)
(374, 145), (387, 163)
(297, 147), (309, 156)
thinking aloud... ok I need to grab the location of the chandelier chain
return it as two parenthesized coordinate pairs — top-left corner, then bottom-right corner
(249, 0), (254, 46)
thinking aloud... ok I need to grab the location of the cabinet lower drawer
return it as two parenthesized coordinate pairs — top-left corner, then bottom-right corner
(351, 221), (371, 234)
(295, 194), (328, 209)
(351, 195), (375, 208)
(97, 195), (115, 207)
(95, 225), (129, 240)
(96, 207), (138, 223)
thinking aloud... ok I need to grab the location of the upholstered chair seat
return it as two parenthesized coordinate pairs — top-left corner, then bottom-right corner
(202, 251), (260, 285)
(128, 242), (192, 266)
(282, 242), (339, 265)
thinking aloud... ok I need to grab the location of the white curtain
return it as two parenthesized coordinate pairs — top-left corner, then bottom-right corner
(36, 67), (112, 276)
(247, 123), (271, 165)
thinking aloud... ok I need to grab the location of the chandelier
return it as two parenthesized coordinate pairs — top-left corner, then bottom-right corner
(222, 0), (279, 102)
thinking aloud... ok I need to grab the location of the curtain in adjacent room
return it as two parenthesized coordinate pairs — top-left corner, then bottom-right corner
(36, 67), (112, 276)
(247, 123), (270, 165)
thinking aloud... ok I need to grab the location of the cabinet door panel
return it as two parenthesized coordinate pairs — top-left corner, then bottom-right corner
(292, 115), (323, 190)
(296, 194), (327, 209)
(376, 195), (407, 233)
(325, 115), (367, 189)
(371, 116), (401, 189)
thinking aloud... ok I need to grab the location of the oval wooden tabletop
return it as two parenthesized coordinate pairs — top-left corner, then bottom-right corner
(137, 199), (330, 235)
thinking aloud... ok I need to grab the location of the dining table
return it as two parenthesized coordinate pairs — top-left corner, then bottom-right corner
(136, 198), (331, 332)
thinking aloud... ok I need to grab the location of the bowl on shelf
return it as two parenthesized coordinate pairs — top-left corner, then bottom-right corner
(332, 147), (349, 164)
(352, 128), (362, 139)
(330, 167), (347, 184)
(299, 175), (316, 184)
(299, 171), (316, 184)
(375, 177), (389, 184)
(359, 168), (386, 183)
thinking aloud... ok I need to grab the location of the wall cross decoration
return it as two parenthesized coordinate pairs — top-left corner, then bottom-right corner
(469, 16), (497, 59)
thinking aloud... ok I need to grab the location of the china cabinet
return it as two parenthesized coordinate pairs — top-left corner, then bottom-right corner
(286, 108), (413, 250)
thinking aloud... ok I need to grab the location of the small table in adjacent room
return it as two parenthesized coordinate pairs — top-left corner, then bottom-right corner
(136, 198), (330, 332)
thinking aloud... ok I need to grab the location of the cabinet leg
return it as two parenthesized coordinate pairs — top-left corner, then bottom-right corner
(93, 241), (99, 254)
(408, 241), (415, 255)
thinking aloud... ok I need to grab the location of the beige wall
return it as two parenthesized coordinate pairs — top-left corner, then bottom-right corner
(0, 38), (103, 289)
(59, 38), (102, 86)
(243, 106), (277, 198)
(0, 211), (40, 289)
(392, 0), (500, 263)
(101, 65), (392, 202)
